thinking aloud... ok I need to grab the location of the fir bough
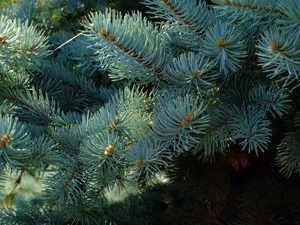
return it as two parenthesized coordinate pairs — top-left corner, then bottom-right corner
(0, 0), (300, 224)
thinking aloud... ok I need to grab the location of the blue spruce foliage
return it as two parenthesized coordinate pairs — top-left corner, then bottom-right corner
(0, 0), (300, 224)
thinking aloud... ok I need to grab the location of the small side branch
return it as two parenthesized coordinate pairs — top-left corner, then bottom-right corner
(222, 0), (282, 14)
(162, 0), (203, 36)
(9, 170), (24, 195)
(99, 27), (162, 76)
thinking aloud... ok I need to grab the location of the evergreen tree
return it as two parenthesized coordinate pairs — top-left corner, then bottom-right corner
(0, 0), (300, 224)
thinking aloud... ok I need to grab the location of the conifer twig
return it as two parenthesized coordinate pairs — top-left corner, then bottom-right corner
(9, 170), (24, 195)
(53, 32), (83, 52)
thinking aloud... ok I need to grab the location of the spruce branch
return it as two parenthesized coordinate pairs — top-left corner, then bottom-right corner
(276, 129), (300, 178)
(164, 52), (221, 87)
(152, 94), (210, 153)
(82, 9), (171, 83)
(257, 27), (300, 88)
(0, 15), (50, 71)
(0, 115), (31, 167)
(229, 105), (271, 155)
(144, 0), (215, 37)
(200, 22), (247, 75)
(277, 0), (300, 29)
(126, 136), (172, 182)
(247, 85), (290, 117)
(213, 0), (281, 14)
